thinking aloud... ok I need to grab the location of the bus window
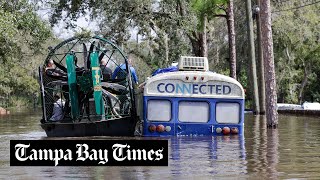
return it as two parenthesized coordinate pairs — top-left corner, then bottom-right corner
(178, 101), (209, 123)
(216, 103), (240, 124)
(147, 100), (171, 121)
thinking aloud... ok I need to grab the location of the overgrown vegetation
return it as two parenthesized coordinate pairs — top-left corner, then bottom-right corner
(0, 0), (52, 107)
(0, 0), (319, 108)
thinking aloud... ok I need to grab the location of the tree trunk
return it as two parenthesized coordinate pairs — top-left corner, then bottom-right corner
(256, 0), (266, 114)
(298, 62), (309, 104)
(188, 31), (207, 57)
(260, 0), (278, 128)
(216, 45), (219, 63)
(227, 0), (237, 79)
(164, 34), (169, 66)
(189, 35), (201, 56)
(245, 0), (260, 114)
(200, 15), (208, 57)
(136, 32), (139, 50)
(177, 0), (207, 57)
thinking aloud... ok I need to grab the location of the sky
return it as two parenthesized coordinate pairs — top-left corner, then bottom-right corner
(36, 4), (99, 39)
(37, 9), (139, 41)
(52, 15), (99, 39)
(35, 1), (140, 41)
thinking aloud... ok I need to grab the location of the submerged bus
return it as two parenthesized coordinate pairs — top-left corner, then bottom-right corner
(140, 56), (245, 136)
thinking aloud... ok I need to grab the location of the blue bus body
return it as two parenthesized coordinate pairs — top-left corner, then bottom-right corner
(141, 70), (245, 137)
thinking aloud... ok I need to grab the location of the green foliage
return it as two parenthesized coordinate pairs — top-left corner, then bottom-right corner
(1, 0), (318, 108)
(191, 0), (227, 30)
(272, 1), (320, 103)
(47, 0), (205, 65)
(74, 29), (92, 39)
(0, 0), (53, 107)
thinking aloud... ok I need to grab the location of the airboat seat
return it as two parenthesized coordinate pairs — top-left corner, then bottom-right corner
(101, 82), (128, 95)
(47, 80), (68, 86)
(45, 68), (68, 81)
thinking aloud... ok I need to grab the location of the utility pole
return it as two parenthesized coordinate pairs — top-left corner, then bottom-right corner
(246, 0), (260, 114)
(260, 0), (278, 128)
(255, 0), (266, 114)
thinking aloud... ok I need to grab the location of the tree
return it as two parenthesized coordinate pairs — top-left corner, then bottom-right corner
(192, 0), (236, 78)
(0, 0), (52, 107)
(47, 0), (235, 64)
(226, 0), (236, 79)
(272, 1), (320, 105)
(260, 0), (278, 128)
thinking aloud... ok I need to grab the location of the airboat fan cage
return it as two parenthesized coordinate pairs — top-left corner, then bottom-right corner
(39, 35), (136, 123)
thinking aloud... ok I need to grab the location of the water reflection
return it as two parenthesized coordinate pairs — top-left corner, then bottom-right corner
(245, 115), (280, 179)
(169, 135), (247, 177)
(1, 111), (320, 179)
(0, 109), (44, 135)
(245, 115), (320, 179)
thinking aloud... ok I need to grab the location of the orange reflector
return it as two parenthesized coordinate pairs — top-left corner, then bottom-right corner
(231, 127), (239, 134)
(156, 124), (165, 133)
(222, 127), (230, 135)
(149, 124), (156, 132)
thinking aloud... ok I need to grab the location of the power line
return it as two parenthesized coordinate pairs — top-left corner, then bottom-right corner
(273, 0), (320, 13)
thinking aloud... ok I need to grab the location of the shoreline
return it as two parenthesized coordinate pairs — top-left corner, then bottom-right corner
(245, 109), (320, 117)
(278, 109), (320, 116)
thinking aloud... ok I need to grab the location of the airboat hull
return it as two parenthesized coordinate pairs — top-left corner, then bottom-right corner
(41, 117), (137, 137)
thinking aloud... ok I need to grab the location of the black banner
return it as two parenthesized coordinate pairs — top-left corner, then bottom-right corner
(10, 140), (168, 166)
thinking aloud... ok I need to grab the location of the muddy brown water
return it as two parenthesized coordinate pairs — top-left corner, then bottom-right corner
(1, 110), (320, 179)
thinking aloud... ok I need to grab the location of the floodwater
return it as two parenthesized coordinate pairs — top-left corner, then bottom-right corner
(1, 110), (320, 179)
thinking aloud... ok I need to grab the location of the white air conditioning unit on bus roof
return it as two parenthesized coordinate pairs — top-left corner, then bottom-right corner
(178, 56), (209, 71)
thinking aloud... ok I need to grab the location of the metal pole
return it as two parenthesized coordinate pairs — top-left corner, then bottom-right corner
(246, 0), (260, 114)
(256, 0), (266, 114)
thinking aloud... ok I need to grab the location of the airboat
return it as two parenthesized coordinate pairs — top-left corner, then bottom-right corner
(39, 35), (138, 137)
